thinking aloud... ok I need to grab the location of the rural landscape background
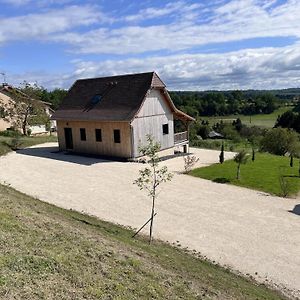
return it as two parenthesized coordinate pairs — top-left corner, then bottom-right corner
(1, 0), (300, 299)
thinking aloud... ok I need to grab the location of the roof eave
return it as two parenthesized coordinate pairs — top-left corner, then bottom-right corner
(161, 88), (195, 122)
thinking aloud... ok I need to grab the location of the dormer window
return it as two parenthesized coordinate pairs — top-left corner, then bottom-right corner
(91, 94), (102, 105)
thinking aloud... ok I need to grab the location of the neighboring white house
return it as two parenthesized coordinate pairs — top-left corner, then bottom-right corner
(52, 72), (194, 159)
(0, 84), (55, 134)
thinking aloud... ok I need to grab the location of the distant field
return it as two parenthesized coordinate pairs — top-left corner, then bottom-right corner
(190, 152), (300, 197)
(202, 106), (293, 128)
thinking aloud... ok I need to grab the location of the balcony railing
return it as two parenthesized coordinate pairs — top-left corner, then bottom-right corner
(174, 131), (188, 144)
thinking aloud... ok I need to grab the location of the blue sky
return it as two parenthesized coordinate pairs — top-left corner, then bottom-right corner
(0, 0), (299, 90)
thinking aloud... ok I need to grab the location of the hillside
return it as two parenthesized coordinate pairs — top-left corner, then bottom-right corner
(0, 184), (286, 299)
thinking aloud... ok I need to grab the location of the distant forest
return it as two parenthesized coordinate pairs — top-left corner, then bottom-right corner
(169, 88), (300, 118)
(40, 87), (300, 118)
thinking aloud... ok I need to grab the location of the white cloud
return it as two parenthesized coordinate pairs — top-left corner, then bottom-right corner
(124, 1), (202, 22)
(68, 43), (300, 90)
(6, 42), (300, 90)
(2, 0), (300, 91)
(49, 0), (300, 55)
(0, 5), (110, 44)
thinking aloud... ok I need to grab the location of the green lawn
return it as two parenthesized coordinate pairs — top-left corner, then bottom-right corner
(190, 153), (300, 197)
(202, 106), (292, 128)
(0, 135), (57, 156)
(0, 184), (287, 299)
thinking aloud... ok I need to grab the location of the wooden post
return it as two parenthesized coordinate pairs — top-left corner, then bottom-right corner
(186, 120), (190, 153)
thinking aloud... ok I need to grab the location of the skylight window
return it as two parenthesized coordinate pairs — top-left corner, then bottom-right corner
(91, 94), (102, 105)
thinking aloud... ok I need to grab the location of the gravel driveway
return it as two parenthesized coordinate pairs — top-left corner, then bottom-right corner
(1, 143), (299, 297)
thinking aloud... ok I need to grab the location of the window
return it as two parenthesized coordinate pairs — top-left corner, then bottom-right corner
(114, 129), (121, 143)
(80, 128), (86, 141)
(95, 129), (102, 142)
(91, 94), (102, 105)
(162, 124), (169, 135)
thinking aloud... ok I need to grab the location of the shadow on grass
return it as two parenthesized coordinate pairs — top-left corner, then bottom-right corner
(71, 216), (122, 235)
(289, 204), (300, 216)
(212, 177), (231, 184)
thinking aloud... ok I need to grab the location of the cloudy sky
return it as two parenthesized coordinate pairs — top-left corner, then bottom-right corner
(0, 0), (299, 90)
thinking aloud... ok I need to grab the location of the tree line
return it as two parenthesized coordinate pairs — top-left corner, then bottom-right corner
(169, 91), (280, 118)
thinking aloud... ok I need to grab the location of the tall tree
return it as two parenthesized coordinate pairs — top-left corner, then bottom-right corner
(219, 142), (224, 164)
(1, 82), (49, 135)
(133, 135), (173, 244)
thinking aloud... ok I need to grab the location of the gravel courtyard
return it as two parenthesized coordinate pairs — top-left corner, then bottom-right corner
(0, 143), (299, 297)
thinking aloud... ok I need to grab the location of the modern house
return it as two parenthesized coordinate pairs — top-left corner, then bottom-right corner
(51, 72), (194, 159)
(0, 84), (55, 134)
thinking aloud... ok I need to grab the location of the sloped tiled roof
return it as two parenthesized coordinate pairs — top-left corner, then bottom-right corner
(52, 72), (194, 122)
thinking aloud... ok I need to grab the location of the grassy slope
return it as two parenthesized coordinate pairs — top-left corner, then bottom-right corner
(0, 135), (57, 156)
(190, 153), (300, 196)
(202, 106), (292, 128)
(0, 184), (286, 300)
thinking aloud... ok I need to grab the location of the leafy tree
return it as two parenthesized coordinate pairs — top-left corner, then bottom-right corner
(232, 118), (243, 132)
(221, 125), (241, 142)
(234, 150), (248, 180)
(219, 142), (224, 164)
(133, 135), (173, 244)
(197, 125), (210, 139)
(40, 88), (67, 110)
(1, 82), (49, 135)
(275, 110), (296, 129)
(260, 128), (300, 156)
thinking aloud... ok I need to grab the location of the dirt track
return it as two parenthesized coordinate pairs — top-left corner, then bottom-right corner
(0, 143), (299, 298)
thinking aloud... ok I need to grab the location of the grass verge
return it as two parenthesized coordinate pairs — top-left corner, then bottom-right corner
(0, 184), (287, 299)
(190, 152), (300, 197)
(0, 135), (57, 156)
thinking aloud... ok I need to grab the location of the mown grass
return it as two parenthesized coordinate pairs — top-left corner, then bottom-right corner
(0, 184), (287, 299)
(190, 152), (300, 197)
(0, 135), (57, 156)
(202, 106), (292, 128)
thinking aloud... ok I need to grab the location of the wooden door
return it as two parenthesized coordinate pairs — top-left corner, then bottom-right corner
(64, 128), (73, 149)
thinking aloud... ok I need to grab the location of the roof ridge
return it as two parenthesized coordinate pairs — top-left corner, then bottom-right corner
(76, 71), (155, 82)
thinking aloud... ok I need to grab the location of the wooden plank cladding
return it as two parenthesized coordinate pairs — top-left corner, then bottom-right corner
(57, 120), (131, 158)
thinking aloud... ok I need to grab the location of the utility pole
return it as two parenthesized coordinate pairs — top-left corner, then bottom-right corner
(0, 72), (7, 85)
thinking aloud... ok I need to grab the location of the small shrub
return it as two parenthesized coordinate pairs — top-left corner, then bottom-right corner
(278, 166), (293, 197)
(252, 148), (255, 161)
(234, 150), (249, 180)
(27, 128), (32, 136)
(0, 129), (21, 138)
(8, 136), (23, 151)
(183, 155), (199, 173)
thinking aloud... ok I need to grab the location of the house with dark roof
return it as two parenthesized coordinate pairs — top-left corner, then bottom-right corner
(0, 84), (55, 135)
(51, 72), (194, 159)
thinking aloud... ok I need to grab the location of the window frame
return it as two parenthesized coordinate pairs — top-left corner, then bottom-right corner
(113, 129), (121, 143)
(162, 123), (169, 135)
(95, 128), (102, 142)
(80, 128), (86, 141)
